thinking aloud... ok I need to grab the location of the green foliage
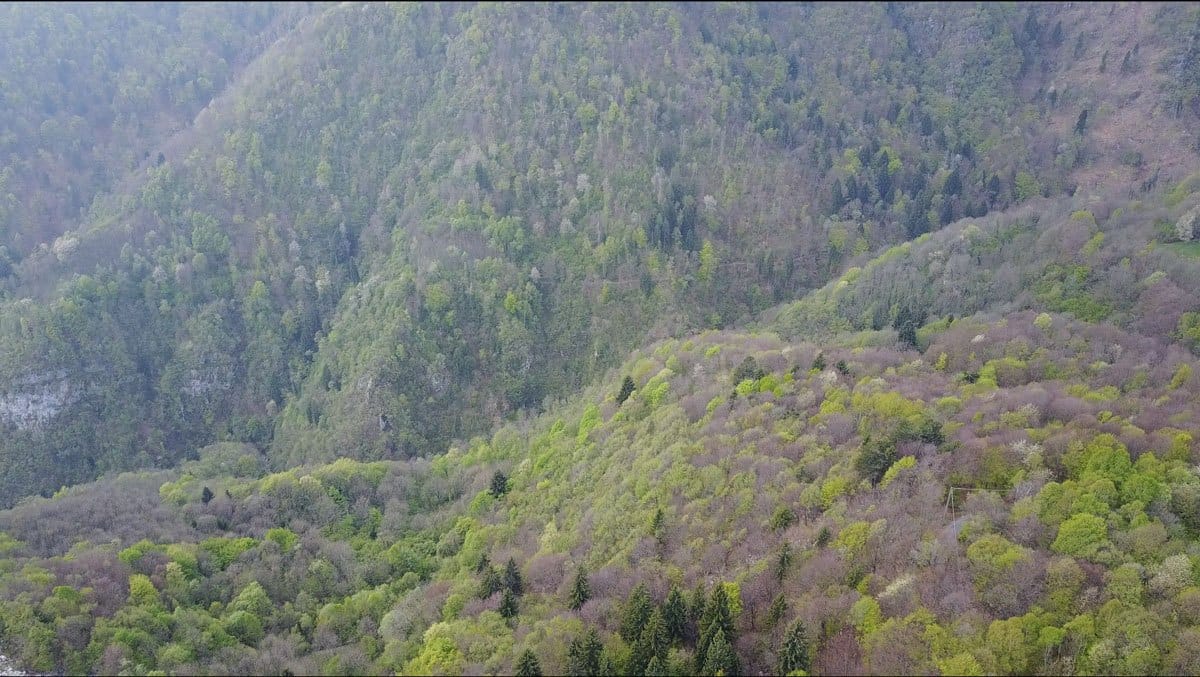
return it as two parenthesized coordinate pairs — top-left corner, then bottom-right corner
(569, 567), (591, 611)
(1052, 513), (1111, 560)
(616, 376), (636, 405)
(515, 649), (543, 677)
(778, 618), (811, 675)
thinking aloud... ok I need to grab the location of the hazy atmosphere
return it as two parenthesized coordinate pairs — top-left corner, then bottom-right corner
(1, 2), (1200, 675)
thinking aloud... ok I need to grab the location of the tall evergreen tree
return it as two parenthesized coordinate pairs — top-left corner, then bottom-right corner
(778, 618), (812, 676)
(701, 628), (739, 676)
(775, 542), (793, 582)
(515, 649), (543, 677)
(499, 587), (519, 619)
(619, 583), (653, 643)
(569, 566), (591, 610)
(504, 557), (524, 596)
(479, 566), (503, 599)
(766, 594), (788, 628)
(663, 585), (688, 643)
(696, 585), (736, 673)
(567, 629), (603, 676)
(629, 609), (669, 675)
(616, 375), (636, 405)
(490, 470), (509, 498)
(644, 656), (667, 677)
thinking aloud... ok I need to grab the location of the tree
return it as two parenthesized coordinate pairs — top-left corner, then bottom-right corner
(775, 542), (793, 582)
(767, 594), (787, 628)
(567, 629), (603, 676)
(479, 567), (503, 599)
(629, 609), (669, 675)
(778, 618), (811, 675)
(515, 649), (543, 676)
(569, 566), (591, 610)
(499, 588), (519, 619)
(1074, 109), (1089, 135)
(856, 436), (898, 485)
(701, 628), (739, 676)
(696, 584), (736, 673)
(620, 583), (653, 642)
(663, 585), (688, 643)
(811, 352), (826, 371)
(617, 376), (636, 405)
(504, 557), (524, 596)
(732, 356), (766, 384)
(201, 486), (214, 504)
(644, 656), (667, 676)
(490, 471), (509, 498)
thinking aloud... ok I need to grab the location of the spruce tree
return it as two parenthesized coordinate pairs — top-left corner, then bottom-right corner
(778, 618), (811, 676)
(499, 587), (519, 619)
(503, 557), (524, 596)
(567, 629), (603, 676)
(490, 470), (509, 498)
(766, 594), (788, 628)
(201, 486), (214, 504)
(663, 585), (687, 643)
(619, 583), (653, 643)
(629, 609), (669, 675)
(569, 566), (591, 610)
(701, 628), (739, 676)
(696, 585), (736, 673)
(617, 375), (636, 405)
(479, 566), (503, 599)
(775, 542), (793, 582)
(644, 656), (667, 676)
(515, 649), (543, 677)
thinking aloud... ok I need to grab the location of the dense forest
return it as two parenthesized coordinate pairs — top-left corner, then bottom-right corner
(2, 2), (1200, 675)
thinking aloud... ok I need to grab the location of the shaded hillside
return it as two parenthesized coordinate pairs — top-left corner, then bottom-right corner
(3, 311), (1200, 674)
(3, 2), (1200, 506)
(767, 176), (1200, 348)
(0, 3), (313, 263)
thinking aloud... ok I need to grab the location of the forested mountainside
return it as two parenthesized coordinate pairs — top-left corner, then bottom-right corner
(2, 1), (1200, 675)
(3, 2), (1200, 504)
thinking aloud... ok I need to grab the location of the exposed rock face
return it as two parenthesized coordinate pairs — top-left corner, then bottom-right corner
(0, 371), (76, 430)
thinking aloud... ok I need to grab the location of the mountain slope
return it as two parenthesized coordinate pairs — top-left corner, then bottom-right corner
(3, 2), (1200, 506)
(2, 306), (1200, 674)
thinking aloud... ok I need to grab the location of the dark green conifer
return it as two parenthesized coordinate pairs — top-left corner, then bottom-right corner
(663, 585), (688, 643)
(515, 649), (542, 677)
(569, 566), (591, 610)
(503, 557), (524, 596)
(701, 628), (739, 676)
(617, 375), (636, 405)
(499, 587), (519, 619)
(778, 618), (812, 676)
(619, 583), (653, 643)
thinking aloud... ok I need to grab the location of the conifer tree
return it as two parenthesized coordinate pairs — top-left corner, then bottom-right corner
(499, 587), (519, 619)
(569, 566), (591, 610)
(504, 557), (524, 596)
(490, 470), (509, 498)
(620, 583), (653, 643)
(567, 629), (603, 676)
(778, 618), (811, 676)
(663, 585), (688, 643)
(775, 542), (793, 582)
(629, 609), (669, 675)
(701, 628), (739, 676)
(766, 594), (788, 628)
(515, 649), (543, 677)
(617, 375), (636, 405)
(644, 656), (667, 676)
(479, 566), (504, 599)
(696, 585), (736, 673)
